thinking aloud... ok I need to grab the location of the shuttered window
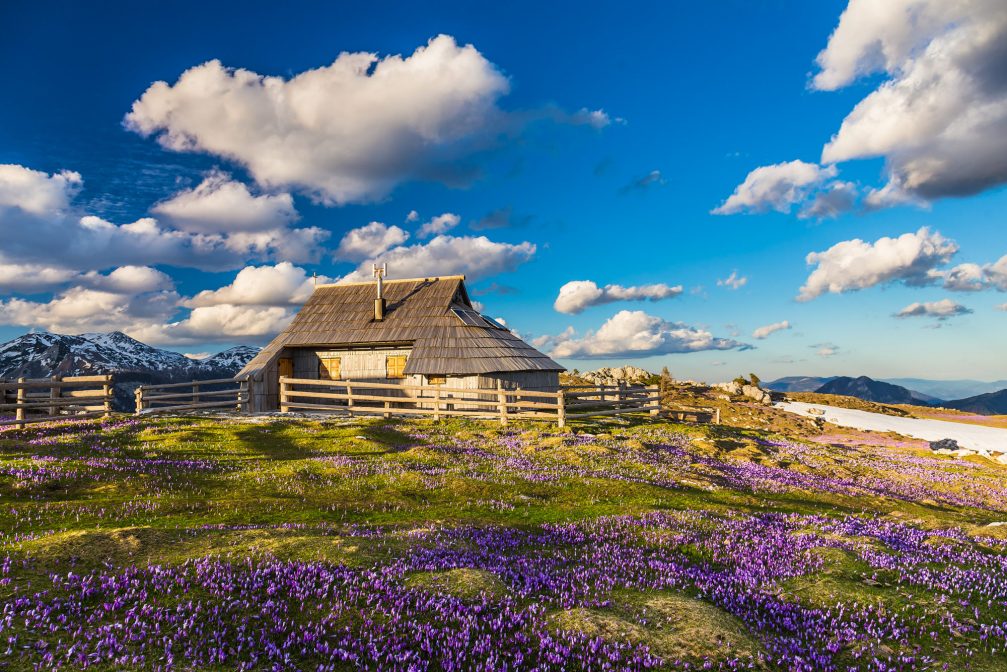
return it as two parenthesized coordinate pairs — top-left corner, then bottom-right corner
(386, 355), (407, 379)
(427, 374), (446, 385)
(318, 357), (341, 380)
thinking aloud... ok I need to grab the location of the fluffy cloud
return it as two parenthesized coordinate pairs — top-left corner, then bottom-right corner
(417, 212), (461, 238)
(0, 263), (82, 292)
(341, 235), (535, 283)
(752, 320), (791, 339)
(798, 181), (858, 219)
(0, 164), (81, 215)
(184, 263), (329, 307)
(986, 255), (1007, 291)
(126, 36), (517, 204)
(713, 161), (836, 215)
(717, 271), (747, 290)
(998, 303), (1007, 312)
(151, 171), (297, 234)
(547, 310), (749, 359)
(335, 222), (410, 261)
(131, 305), (295, 346)
(927, 254), (1007, 292)
(816, 0), (1007, 200)
(0, 164), (327, 273)
(0, 267), (180, 335)
(894, 299), (972, 320)
(553, 280), (682, 314)
(798, 227), (958, 301)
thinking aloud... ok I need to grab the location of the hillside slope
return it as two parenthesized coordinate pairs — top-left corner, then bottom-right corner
(942, 388), (1007, 415)
(815, 375), (937, 405)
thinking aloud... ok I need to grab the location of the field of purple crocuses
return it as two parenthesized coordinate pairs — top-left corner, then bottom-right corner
(1, 415), (1006, 670)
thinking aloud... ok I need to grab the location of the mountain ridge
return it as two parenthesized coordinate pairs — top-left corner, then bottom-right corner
(0, 331), (259, 410)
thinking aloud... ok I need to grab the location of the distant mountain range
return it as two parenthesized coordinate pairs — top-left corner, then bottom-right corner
(942, 389), (1007, 416)
(0, 331), (259, 410)
(815, 376), (940, 405)
(766, 374), (1007, 415)
(879, 377), (1007, 401)
(763, 376), (838, 393)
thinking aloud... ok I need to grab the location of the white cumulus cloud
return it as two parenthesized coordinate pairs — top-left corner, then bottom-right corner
(712, 161), (836, 215)
(798, 227), (958, 301)
(335, 222), (410, 262)
(184, 263), (330, 308)
(548, 310), (748, 359)
(417, 212), (461, 238)
(341, 235), (535, 283)
(151, 171), (298, 234)
(125, 35), (513, 204)
(752, 320), (791, 339)
(894, 299), (972, 320)
(553, 280), (683, 314)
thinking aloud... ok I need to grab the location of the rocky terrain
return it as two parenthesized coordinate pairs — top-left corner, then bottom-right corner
(0, 331), (259, 410)
(575, 365), (657, 386)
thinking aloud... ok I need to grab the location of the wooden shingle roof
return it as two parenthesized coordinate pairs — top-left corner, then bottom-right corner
(240, 276), (564, 376)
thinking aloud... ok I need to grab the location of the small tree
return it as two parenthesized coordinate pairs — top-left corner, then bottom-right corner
(749, 373), (761, 387)
(659, 366), (673, 403)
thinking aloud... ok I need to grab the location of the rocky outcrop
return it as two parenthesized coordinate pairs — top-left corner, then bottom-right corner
(579, 366), (655, 386)
(712, 381), (774, 405)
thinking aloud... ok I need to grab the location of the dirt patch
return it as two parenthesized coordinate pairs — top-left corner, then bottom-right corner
(405, 568), (507, 599)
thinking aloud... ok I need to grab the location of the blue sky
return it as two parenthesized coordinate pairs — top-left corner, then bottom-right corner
(1, 0), (1005, 381)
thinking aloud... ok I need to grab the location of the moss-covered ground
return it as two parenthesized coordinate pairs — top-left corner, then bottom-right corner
(1, 411), (1006, 670)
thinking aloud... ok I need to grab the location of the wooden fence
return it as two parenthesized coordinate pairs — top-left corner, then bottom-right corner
(278, 377), (664, 427)
(135, 375), (250, 415)
(0, 375), (114, 428)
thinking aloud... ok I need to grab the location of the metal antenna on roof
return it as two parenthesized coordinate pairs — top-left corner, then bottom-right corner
(372, 264), (387, 321)
(312, 272), (317, 287)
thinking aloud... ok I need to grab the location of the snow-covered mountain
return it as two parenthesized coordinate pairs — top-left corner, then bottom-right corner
(0, 331), (260, 410)
(191, 346), (262, 375)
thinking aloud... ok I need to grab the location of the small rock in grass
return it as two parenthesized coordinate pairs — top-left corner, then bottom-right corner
(929, 438), (958, 452)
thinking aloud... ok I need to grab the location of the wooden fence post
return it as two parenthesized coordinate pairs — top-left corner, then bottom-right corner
(50, 375), (61, 417)
(238, 375), (249, 414)
(557, 389), (566, 428)
(15, 378), (25, 429)
(648, 384), (660, 417)
(102, 376), (112, 418)
(432, 387), (441, 422)
(192, 382), (200, 405)
(617, 381), (625, 408)
(497, 380), (508, 426)
(346, 380), (354, 417)
(135, 386), (144, 415)
(279, 378), (289, 413)
(714, 407), (721, 425)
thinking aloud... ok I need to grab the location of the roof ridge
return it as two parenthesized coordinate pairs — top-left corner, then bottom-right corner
(315, 275), (465, 289)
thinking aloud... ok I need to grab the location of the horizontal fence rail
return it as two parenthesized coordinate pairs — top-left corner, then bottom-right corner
(135, 375), (250, 415)
(0, 375), (114, 428)
(277, 378), (686, 427)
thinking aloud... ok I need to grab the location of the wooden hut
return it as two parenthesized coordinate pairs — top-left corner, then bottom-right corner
(238, 274), (564, 412)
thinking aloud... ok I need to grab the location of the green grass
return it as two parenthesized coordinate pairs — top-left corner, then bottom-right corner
(2, 413), (1007, 669)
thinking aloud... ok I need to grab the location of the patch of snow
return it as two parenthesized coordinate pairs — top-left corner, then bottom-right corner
(778, 401), (1007, 456)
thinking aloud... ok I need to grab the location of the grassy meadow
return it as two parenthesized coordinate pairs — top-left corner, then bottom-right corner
(1, 409), (1007, 670)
